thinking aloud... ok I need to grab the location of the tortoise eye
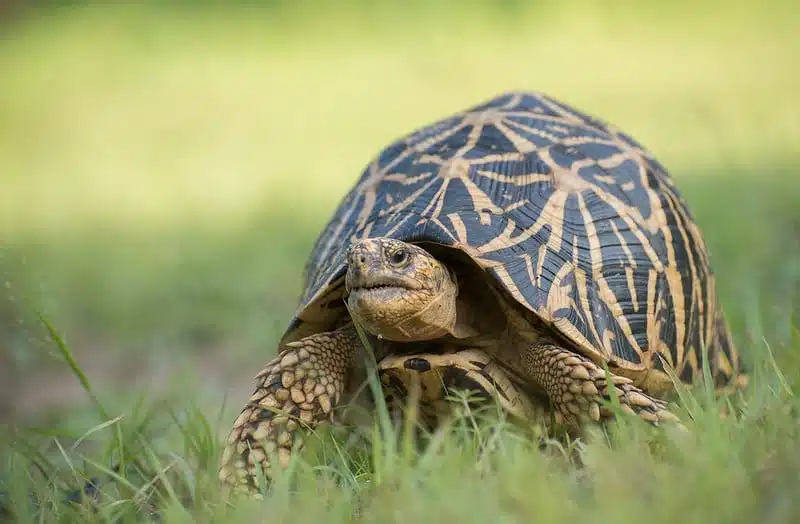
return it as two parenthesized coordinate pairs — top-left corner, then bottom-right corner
(389, 248), (408, 266)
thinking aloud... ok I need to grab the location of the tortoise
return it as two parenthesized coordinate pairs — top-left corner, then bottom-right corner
(219, 91), (748, 492)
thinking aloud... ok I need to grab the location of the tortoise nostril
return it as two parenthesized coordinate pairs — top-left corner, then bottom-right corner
(358, 255), (367, 265)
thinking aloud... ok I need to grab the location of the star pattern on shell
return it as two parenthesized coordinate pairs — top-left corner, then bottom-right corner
(298, 91), (740, 388)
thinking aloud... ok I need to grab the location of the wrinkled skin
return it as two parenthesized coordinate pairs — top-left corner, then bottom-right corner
(345, 239), (474, 342)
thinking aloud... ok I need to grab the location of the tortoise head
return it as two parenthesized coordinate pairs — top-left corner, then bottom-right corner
(345, 238), (472, 342)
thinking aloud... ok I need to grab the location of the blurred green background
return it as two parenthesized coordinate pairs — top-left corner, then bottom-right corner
(0, 0), (798, 431)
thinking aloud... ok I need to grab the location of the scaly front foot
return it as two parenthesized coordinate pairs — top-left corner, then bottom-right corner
(523, 344), (682, 430)
(219, 324), (360, 493)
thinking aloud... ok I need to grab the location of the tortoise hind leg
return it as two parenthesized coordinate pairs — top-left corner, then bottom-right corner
(219, 324), (361, 494)
(520, 343), (683, 430)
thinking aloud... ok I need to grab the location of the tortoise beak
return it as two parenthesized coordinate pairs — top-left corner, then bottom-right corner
(345, 241), (376, 292)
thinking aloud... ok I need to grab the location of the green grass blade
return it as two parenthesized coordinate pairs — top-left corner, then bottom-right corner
(38, 313), (110, 423)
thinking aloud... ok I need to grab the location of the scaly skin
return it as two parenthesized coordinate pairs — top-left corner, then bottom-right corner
(218, 325), (361, 494)
(519, 343), (680, 429)
(220, 237), (684, 494)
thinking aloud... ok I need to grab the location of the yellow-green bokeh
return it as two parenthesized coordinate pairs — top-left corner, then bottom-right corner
(1, 1), (797, 236)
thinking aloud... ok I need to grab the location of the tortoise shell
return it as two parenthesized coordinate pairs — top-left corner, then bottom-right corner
(284, 91), (742, 389)
(378, 348), (548, 427)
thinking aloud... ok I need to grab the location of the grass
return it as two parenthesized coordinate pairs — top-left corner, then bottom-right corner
(1, 1), (799, 522)
(2, 319), (799, 522)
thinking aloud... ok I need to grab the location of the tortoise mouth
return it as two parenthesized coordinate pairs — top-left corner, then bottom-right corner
(347, 284), (415, 305)
(351, 283), (405, 293)
(346, 274), (422, 294)
(346, 275), (427, 317)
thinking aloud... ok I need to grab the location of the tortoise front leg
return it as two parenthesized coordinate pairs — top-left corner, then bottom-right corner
(219, 324), (361, 494)
(519, 343), (683, 430)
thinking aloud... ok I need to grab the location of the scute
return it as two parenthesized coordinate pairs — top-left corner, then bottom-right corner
(378, 349), (546, 425)
(292, 91), (740, 388)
